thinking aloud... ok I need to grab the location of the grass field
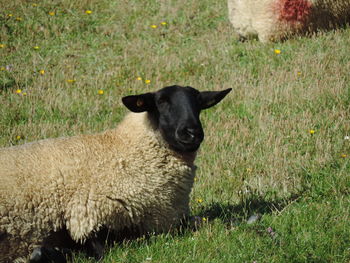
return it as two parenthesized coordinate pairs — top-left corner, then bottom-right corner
(1, 0), (350, 262)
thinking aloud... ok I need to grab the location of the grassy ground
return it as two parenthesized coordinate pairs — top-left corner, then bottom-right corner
(1, 0), (350, 262)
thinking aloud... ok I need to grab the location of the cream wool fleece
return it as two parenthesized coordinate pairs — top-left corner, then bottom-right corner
(0, 112), (196, 262)
(228, 0), (350, 42)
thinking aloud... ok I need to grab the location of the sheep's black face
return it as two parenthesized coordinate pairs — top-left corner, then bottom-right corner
(154, 86), (204, 152)
(122, 85), (231, 153)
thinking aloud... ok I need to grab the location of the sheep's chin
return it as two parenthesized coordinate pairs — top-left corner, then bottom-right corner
(158, 126), (201, 153)
(170, 141), (201, 154)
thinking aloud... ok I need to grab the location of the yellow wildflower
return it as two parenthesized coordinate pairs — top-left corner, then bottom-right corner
(48, 11), (55, 16)
(98, 89), (104, 95)
(67, 79), (76, 83)
(39, 70), (45, 75)
(341, 154), (347, 158)
(196, 198), (203, 203)
(16, 135), (21, 140)
(33, 46), (40, 50)
(85, 10), (92, 14)
(16, 17), (23, 21)
(202, 217), (207, 222)
(8, 14), (13, 17)
(150, 25), (157, 29)
(0, 67), (5, 71)
(136, 77), (142, 81)
(32, 3), (38, 7)
(22, 92), (27, 96)
(161, 22), (167, 26)
(309, 129), (315, 135)
(145, 79), (151, 84)
(0, 44), (5, 48)
(297, 71), (302, 76)
(15, 89), (22, 94)
(274, 49), (281, 54)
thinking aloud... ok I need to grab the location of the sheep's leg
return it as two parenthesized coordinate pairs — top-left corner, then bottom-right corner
(28, 239), (104, 262)
(84, 237), (104, 260)
(28, 247), (68, 263)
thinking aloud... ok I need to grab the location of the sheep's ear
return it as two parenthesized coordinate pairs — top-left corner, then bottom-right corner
(122, 93), (155, 112)
(199, 88), (232, 110)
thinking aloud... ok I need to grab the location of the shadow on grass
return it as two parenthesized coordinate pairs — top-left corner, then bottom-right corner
(72, 195), (302, 261)
(196, 194), (300, 226)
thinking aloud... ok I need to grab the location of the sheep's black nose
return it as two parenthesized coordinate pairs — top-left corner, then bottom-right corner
(176, 126), (204, 144)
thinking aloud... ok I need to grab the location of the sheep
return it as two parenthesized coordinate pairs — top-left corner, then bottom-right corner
(227, 0), (350, 42)
(0, 85), (232, 262)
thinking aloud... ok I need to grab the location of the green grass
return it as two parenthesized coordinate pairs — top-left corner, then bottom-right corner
(1, 0), (350, 262)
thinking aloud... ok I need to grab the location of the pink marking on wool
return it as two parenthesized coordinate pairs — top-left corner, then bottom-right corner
(276, 0), (312, 24)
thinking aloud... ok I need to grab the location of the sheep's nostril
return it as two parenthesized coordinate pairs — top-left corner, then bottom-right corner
(177, 127), (203, 144)
(186, 128), (196, 139)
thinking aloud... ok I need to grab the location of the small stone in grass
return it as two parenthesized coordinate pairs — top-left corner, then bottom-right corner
(247, 214), (260, 224)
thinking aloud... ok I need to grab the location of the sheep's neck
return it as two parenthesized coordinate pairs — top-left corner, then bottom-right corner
(174, 150), (197, 166)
